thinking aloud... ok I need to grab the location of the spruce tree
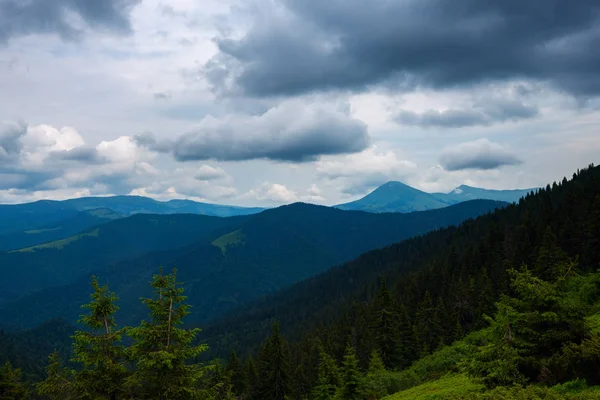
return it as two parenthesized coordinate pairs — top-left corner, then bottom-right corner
(71, 276), (127, 400)
(225, 351), (245, 397)
(371, 280), (401, 369)
(0, 361), (27, 400)
(364, 349), (387, 399)
(397, 303), (417, 367)
(311, 348), (340, 400)
(126, 268), (208, 399)
(415, 291), (441, 356)
(338, 344), (363, 400)
(36, 350), (78, 400)
(244, 358), (259, 400)
(256, 321), (290, 400)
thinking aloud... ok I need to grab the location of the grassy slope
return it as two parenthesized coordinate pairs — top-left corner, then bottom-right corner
(381, 312), (600, 399)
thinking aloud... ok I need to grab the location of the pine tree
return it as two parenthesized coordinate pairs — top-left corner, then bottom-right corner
(367, 349), (385, 375)
(536, 227), (569, 281)
(256, 320), (290, 400)
(397, 303), (417, 367)
(126, 268), (208, 399)
(468, 265), (590, 387)
(364, 349), (387, 400)
(371, 280), (401, 369)
(244, 358), (259, 400)
(0, 361), (27, 400)
(291, 363), (310, 400)
(415, 291), (441, 357)
(225, 351), (245, 397)
(36, 350), (78, 400)
(311, 348), (340, 400)
(338, 344), (364, 400)
(71, 276), (127, 400)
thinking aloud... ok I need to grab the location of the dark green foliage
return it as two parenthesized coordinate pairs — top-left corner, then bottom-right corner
(126, 268), (208, 399)
(225, 351), (245, 396)
(338, 344), (364, 400)
(311, 348), (340, 400)
(2, 199), (504, 330)
(468, 264), (600, 388)
(414, 291), (442, 356)
(71, 276), (127, 399)
(371, 281), (401, 369)
(256, 321), (290, 400)
(36, 350), (78, 400)
(0, 361), (27, 400)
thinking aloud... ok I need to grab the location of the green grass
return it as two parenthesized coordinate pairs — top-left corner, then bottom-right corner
(12, 229), (99, 252)
(212, 229), (246, 254)
(23, 227), (62, 234)
(383, 373), (485, 399)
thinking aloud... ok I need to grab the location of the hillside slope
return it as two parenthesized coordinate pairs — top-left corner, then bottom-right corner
(0, 200), (505, 329)
(201, 166), (599, 360)
(0, 208), (123, 251)
(0, 213), (249, 306)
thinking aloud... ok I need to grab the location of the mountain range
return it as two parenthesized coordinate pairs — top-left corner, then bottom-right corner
(336, 181), (536, 213)
(0, 199), (505, 330)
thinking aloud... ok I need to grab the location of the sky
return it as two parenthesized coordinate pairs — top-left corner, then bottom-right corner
(0, 0), (599, 207)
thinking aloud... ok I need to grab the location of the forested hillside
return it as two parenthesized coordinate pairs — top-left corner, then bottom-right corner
(1, 164), (599, 400)
(0, 213), (248, 306)
(0, 200), (502, 330)
(195, 163), (600, 398)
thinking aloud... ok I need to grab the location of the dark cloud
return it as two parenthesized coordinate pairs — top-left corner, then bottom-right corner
(0, 0), (140, 43)
(0, 122), (26, 157)
(133, 133), (173, 153)
(440, 138), (522, 171)
(137, 104), (370, 162)
(49, 147), (109, 164)
(395, 99), (539, 128)
(206, 0), (600, 97)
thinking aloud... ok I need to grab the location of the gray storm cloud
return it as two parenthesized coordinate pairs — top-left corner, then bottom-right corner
(395, 99), (540, 128)
(137, 104), (371, 162)
(206, 0), (600, 97)
(0, 0), (140, 43)
(440, 139), (522, 171)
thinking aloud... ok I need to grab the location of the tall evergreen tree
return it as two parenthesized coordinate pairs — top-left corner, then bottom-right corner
(225, 351), (245, 397)
(126, 268), (208, 399)
(0, 361), (27, 400)
(536, 227), (569, 281)
(397, 303), (417, 367)
(311, 348), (340, 400)
(338, 344), (363, 400)
(371, 280), (401, 369)
(256, 321), (290, 400)
(36, 350), (78, 400)
(71, 276), (127, 400)
(244, 358), (259, 400)
(415, 291), (442, 356)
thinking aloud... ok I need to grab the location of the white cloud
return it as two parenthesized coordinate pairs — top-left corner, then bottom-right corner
(316, 146), (418, 195)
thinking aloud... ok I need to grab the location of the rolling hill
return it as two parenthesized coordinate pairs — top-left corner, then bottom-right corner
(0, 199), (506, 329)
(61, 195), (266, 217)
(0, 195), (263, 239)
(0, 213), (249, 306)
(199, 165), (599, 360)
(336, 181), (536, 213)
(0, 208), (123, 252)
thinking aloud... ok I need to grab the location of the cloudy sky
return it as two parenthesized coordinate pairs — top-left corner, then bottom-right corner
(1, 0), (599, 206)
